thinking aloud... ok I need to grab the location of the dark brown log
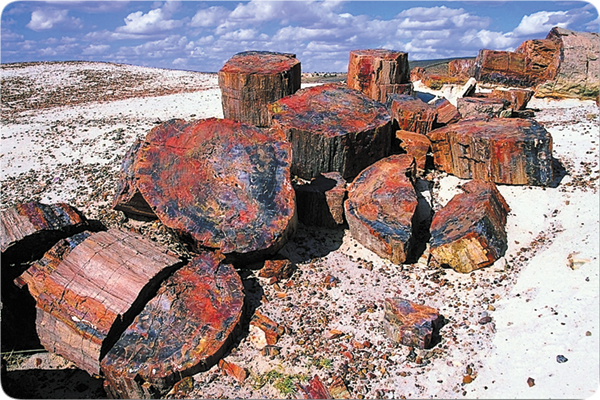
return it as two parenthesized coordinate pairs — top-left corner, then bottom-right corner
(473, 49), (535, 87)
(16, 229), (183, 376)
(432, 98), (461, 127)
(395, 130), (432, 171)
(387, 94), (437, 135)
(383, 297), (443, 349)
(218, 51), (301, 127)
(101, 252), (244, 399)
(347, 49), (410, 102)
(112, 118), (296, 259)
(427, 118), (553, 186)
(269, 83), (392, 181)
(293, 172), (347, 227)
(429, 180), (510, 273)
(456, 97), (510, 120)
(344, 154), (417, 264)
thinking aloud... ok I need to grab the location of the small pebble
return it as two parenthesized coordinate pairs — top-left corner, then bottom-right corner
(556, 355), (568, 363)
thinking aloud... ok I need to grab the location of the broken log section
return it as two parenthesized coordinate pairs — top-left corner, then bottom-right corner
(383, 297), (443, 349)
(395, 130), (432, 172)
(387, 94), (437, 135)
(456, 97), (510, 120)
(293, 172), (347, 228)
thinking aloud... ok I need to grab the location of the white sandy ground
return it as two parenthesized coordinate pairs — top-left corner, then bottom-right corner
(1, 62), (598, 399)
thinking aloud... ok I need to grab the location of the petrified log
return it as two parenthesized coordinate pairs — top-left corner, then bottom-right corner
(448, 58), (475, 79)
(387, 94), (437, 135)
(1, 201), (88, 265)
(347, 49), (410, 103)
(427, 118), (553, 186)
(489, 88), (534, 111)
(429, 180), (510, 273)
(432, 98), (461, 127)
(218, 51), (301, 127)
(534, 27), (599, 100)
(293, 172), (347, 227)
(473, 49), (535, 87)
(269, 83), (392, 181)
(395, 130), (432, 172)
(456, 97), (510, 120)
(101, 252), (244, 399)
(515, 38), (560, 83)
(112, 118), (296, 259)
(16, 228), (183, 376)
(383, 297), (443, 349)
(344, 154), (418, 264)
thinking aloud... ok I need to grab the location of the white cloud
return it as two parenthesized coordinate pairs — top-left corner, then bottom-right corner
(116, 5), (183, 35)
(220, 29), (259, 41)
(117, 34), (188, 58)
(512, 10), (570, 36)
(190, 6), (229, 27)
(82, 44), (110, 55)
(26, 9), (82, 31)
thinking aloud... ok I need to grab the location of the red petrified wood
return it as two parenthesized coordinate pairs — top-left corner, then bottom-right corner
(427, 118), (553, 186)
(347, 49), (411, 103)
(269, 84), (392, 181)
(456, 97), (510, 119)
(383, 297), (443, 349)
(101, 252), (244, 399)
(293, 172), (347, 227)
(429, 180), (510, 273)
(489, 88), (534, 111)
(473, 49), (534, 87)
(16, 228), (182, 376)
(432, 98), (461, 127)
(113, 118), (296, 259)
(387, 94), (437, 135)
(218, 51), (301, 127)
(344, 154), (418, 264)
(395, 130), (432, 172)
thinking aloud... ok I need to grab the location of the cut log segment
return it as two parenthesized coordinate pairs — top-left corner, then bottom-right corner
(269, 83), (392, 181)
(432, 98), (461, 127)
(387, 94), (437, 135)
(347, 49), (410, 103)
(383, 297), (443, 349)
(218, 51), (301, 127)
(427, 118), (553, 186)
(344, 154), (418, 264)
(112, 118), (296, 259)
(101, 252), (244, 399)
(294, 172), (347, 228)
(456, 97), (510, 120)
(16, 228), (183, 376)
(429, 180), (510, 273)
(1, 201), (88, 265)
(395, 130), (432, 172)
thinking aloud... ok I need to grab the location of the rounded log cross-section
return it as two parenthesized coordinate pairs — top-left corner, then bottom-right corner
(116, 118), (296, 258)
(268, 83), (392, 181)
(347, 49), (410, 103)
(218, 51), (301, 127)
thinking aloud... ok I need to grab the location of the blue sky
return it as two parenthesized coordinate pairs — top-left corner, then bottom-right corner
(1, 1), (598, 72)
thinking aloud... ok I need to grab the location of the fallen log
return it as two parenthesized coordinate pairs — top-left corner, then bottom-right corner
(269, 83), (392, 181)
(473, 49), (534, 87)
(429, 180), (510, 273)
(387, 94), (437, 135)
(112, 118), (297, 259)
(101, 252), (244, 399)
(427, 118), (553, 186)
(383, 297), (443, 349)
(293, 172), (347, 228)
(218, 51), (301, 127)
(344, 154), (418, 264)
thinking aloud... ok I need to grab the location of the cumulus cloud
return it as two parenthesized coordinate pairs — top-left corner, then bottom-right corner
(190, 6), (229, 27)
(82, 44), (110, 55)
(116, 3), (183, 35)
(26, 9), (82, 31)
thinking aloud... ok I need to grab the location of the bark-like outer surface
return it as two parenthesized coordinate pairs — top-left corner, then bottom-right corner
(116, 117), (296, 257)
(269, 83), (392, 181)
(429, 180), (510, 273)
(101, 252), (244, 399)
(427, 118), (553, 186)
(219, 51), (301, 127)
(344, 154), (417, 265)
(383, 297), (443, 349)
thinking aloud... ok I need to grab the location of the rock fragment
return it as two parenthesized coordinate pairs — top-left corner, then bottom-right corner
(296, 375), (332, 399)
(258, 258), (295, 280)
(387, 94), (437, 135)
(293, 172), (347, 227)
(250, 311), (284, 347)
(473, 49), (534, 87)
(395, 130), (432, 172)
(456, 97), (510, 120)
(431, 98), (461, 127)
(489, 88), (534, 111)
(429, 180), (510, 273)
(382, 297), (443, 349)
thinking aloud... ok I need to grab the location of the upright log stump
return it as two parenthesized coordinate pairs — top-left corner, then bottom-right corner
(113, 118), (296, 259)
(347, 49), (411, 103)
(101, 252), (244, 399)
(16, 228), (183, 376)
(427, 118), (553, 186)
(387, 94), (437, 135)
(429, 180), (510, 273)
(344, 154), (418, 264)
(219, 51), (301, 127)
(269, 83), (392, 181)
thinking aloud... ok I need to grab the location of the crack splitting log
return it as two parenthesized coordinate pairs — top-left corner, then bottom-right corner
(429, 180), (510, 273)
(344, 154), (418, 265)
(112, 117), (296, 259)
(293, 172), (347, 228)
(269, 83), (392, 181)
(101, 252), (244, 399)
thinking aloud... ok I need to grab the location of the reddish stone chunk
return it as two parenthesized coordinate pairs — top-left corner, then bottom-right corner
(218, 360), (248, 383)
(515, 38), (561, 83)
(294, 172), (347, 227)
(489, 88), (534, 110)
(448, 59), (475, 79)
(395, 130), (432, 171)
(383, 297), (443, 349)
(17, 229), (182, 376)
(250, 311), (284, 346)
(296, 375), (332, 399)
(473, 49), (535, 87)
(387, 94), (437, 135)
(427, 118), (553, 186)
(113, 118), (296, 258)
(344, 154), (418, 264)
(429, 180), (510, 273)
(258, 258), (295, 280)
(218, 51), (301, 127)
(432, 98), (461, 127)
(347, 49), (410, 103)
(101, 253), (244, 399)
(269, 84), (392, 180)
(456, 97), (510, 119)
(328, 375), (352, 399)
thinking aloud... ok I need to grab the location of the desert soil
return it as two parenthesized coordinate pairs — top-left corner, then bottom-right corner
(0, 61), (598, 399)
